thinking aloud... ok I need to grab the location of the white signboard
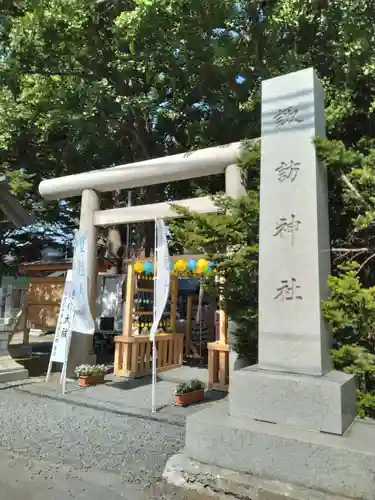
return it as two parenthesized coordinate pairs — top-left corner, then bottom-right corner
(70, 230), (95, 335)
(150, 218), (171, 340)
(49, 270), (74, 364)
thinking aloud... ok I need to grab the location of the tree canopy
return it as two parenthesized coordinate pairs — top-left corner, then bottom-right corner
(1, 0), (375, 260)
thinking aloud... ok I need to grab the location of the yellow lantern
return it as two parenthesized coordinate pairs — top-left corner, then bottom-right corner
(134, 261), (144, 274)
(196, 258), (209, 273)
(174, 259), (187, 273)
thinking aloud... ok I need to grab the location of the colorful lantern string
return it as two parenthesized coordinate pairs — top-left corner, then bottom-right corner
(187, 259), (197, 271)
(134, 261), (143, 274)
(196, 258), (209, 273)
(143, 261), (154, 274)
(134, 258), (216, 275)
(174, 259), (187, 273)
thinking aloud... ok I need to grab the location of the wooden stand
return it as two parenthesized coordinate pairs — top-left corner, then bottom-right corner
(114, 333), (183, 377)
(184, 295), (200, 359)
(207, 277), (229, 392)
(114, 262), (184, 378)
(207, 341), (229, 391)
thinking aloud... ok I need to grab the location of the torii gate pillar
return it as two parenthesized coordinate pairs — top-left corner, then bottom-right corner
(67, 189), (99, 376)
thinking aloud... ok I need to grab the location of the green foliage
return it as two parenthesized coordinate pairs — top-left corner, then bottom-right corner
(332, 345), (375, 417)
(332, 345), (375, 390)
(169, 140), (260, 362)
(175, 382), (190, 395)
(175, 379), (205, 395)
(323, 262), (375, 348)
(317, 137), (375, 418)
(323, 260), (375, 417)
(190, 378), (206, 392)
(2, 0), (375, 258)
(356, 391), (375, 419)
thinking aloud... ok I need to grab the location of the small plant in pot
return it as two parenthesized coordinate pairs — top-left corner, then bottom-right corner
(175, 378), (205, 406)
(75, 364), (107, 387)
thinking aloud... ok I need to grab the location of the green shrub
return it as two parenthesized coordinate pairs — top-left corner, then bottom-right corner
(356, 391), (375, 419)
(331, 345), (375, 416)
(323, 259), (375, 417)
(323, 262), (375, 350)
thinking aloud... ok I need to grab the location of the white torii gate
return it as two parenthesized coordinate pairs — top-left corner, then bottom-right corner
(39, 142), (246, 374)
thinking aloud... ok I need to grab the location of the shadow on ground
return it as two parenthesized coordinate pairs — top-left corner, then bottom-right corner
(9, 352), (53, 377)
(7, 338), (54, 377)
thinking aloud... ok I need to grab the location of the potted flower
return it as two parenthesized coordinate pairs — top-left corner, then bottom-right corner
(74, 364), (107, 387)
(175, 378), (205, 406)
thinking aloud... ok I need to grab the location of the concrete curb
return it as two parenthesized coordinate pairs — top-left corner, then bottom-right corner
(163, 453), (352, 500)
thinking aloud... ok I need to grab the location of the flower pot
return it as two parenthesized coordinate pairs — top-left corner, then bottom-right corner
(175, 389), (205, 406)
(78, 374), (105, 387)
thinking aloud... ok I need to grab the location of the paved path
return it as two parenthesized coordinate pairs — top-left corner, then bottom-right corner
(0, 450), (214, 500)
(0, 376), (223, 500)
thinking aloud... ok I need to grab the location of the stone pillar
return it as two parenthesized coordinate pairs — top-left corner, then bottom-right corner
(258, 70), (331, 376)
(79, 189), (99, 309)
(67, 189), (99, 376)
(225, 164), (246, 199)
(0, 325), (28, 383)
(229, 68), (357, 435)
(225, 165), (248, 376)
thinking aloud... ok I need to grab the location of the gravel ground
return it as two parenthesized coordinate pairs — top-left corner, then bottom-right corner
(0, 386), (214, 500)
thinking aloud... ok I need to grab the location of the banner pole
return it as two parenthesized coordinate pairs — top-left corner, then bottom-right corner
(61, 361), (67, 395)
(45, 358), (53, 383)
(151, 219), (158, 413)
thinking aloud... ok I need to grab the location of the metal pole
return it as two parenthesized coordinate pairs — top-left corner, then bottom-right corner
(151, 219), (157, 413)
(197, 281), (204, 366)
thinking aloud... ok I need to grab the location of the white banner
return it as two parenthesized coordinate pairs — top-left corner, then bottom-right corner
(50, 270), (74, 363)
(150, 218), (171, 341)
(71, 230), (95, 335)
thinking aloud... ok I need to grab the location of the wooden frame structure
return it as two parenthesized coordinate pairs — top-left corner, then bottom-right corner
(114, 260), (184, 377)
(39, 141), (247, 384)
(18, 258), (111, 276)
(114, 254), (229, 388)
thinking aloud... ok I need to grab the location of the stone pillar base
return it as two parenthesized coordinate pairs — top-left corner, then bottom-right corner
(230, 365), (357, 435)
(0, 356), (28, 383)
(181, 401), (375, 500)
(0, 331), (28, 382)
